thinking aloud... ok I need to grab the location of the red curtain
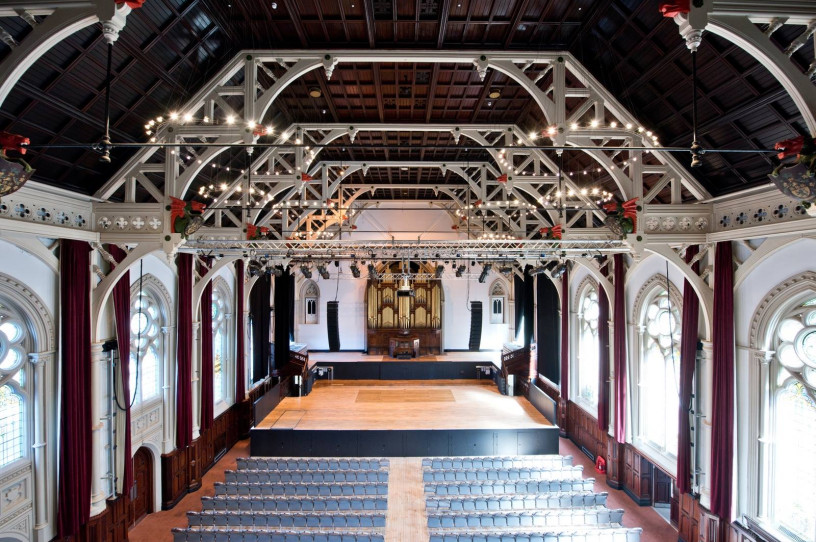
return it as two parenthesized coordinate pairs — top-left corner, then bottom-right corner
(560, 268), (569, 401)
(199, 258), (213, 431)
(176, 253), (193, 448)
(710, 241), (735, 520)
(235, 260), (246, 403)
(108, 245), (133, 496)
(613, 254), (627, 444)
(57, 240), (92, 537)
(677, 245), (700, 494)
(597, 260), (610, 432)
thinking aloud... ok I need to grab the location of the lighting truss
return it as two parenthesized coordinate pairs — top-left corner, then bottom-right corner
(180, 238), (628, 261)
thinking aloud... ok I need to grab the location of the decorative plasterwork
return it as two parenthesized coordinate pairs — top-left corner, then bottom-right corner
(489, 279), (506, 297)
(631, 273), (684, 325)
(642, 204), (711, 234)
(749, 271), (816, 351)
(93, 203), (163, 233)
(129, 273), (175, 328)
(0, 274), (55, 352)
(714, 195), (811, 232)
(0, 188), (92, 232)
(573, 275), (598, 309)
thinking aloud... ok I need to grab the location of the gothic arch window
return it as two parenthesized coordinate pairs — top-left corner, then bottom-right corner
(0, 302), (29, 468)
(575, 279), (600, 412)
(130, 276), (170, 408)
(211, 278), (232, 406)
(751, 278), (816, 542)
(303, 281), (319, 325)
(489, 280), (506, 324)
(632, 276), (682, 462)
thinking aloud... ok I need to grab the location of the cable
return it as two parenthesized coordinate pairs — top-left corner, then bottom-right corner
(114, 258), (141, 411)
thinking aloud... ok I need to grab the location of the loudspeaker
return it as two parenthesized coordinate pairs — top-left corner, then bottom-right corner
(327, 301), (340, 351)
(468, 301), (482, 351)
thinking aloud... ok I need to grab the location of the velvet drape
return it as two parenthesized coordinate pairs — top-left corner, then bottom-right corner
(250, 274), (271, 378)
(108, 245), (133, 496)
(199, 258), (213, 431)
(560, 267), (570, 401)
(514, 274), (524, 342)
(274, 268), (292, 370)
(597, 260), (610, 432)
(57, 240), (93, 538)
(175, 253), (193, 449)
(613, 254), (627, 444)
(523, 267), (535, 349)
(710, 241), (735, 520)
(536, 276), (560, 383)
(235, 260), (246, 403)
(677, 245), (700, 494)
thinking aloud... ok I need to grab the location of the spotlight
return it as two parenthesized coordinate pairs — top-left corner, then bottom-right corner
(478, 264), (492, 283)
(317, 265), (330, 280)
(435, 265), (444, 278)
(550, 261), (569, 279)
(367, 263), (380, 280)
(300, 265), (312, 279)
(544, 261), (558, 272)
(529, 266), (547, 276)
(455, 265), (466, 278)
(247, 259), (263, 277)
(272, 266), (283, 278)
(498, 265), (513, 275)
(350, 263), (361, 278)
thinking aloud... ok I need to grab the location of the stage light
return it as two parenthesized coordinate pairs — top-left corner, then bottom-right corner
(528, 266), (547, 276)
(367, 263), (380, 280)
(550, 261), (569, 279)
(350, 263), (361, 278)
(300, 265), (312, 279)
(247, 259), (263, 277)
(455, 265), (466, 278)
(317, 265), (330, 280)
(435, 265), (444, 278)
(499, 265), (513, 275)
(478, 264), (492, 283)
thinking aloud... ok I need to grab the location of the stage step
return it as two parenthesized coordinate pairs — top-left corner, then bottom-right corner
(187, 511), (386, 528)
(171, 528), (384, 542)
(425, 492), (608, 511)
(422, 456), (572, 470)
(427, 527), (642, 542)
(225, 469), (389, 483)
(201, 496), (388, 512)
(426, 508), (625, 529)
(422, 466), (583, 482)
(214, 482), (388, 497)
(237, 458), (390, 471)
(424, 479), (595, 496)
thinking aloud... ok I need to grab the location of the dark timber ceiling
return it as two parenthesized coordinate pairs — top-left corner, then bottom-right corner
(0, 0), (810, 200)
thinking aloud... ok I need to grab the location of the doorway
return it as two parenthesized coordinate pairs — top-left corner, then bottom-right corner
(130, 447), (153, 526)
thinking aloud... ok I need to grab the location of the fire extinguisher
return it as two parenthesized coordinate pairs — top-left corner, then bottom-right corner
(595, 455), (607, 474)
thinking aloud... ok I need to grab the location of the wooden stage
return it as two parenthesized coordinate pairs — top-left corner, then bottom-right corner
(250, 381), (559, 457)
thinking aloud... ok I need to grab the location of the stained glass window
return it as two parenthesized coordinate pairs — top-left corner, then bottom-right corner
(212, 283), (231, 405)
(0, 303), (28, 468)
(576, 286), (600, 409)
(130, 290), (163, 404)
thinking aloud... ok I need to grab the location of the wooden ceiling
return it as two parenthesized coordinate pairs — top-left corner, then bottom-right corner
(0, 0), (810, 199)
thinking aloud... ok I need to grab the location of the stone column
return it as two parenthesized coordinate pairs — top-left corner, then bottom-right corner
(161, 325), (175, 453)
(29, 351), (52, 542)
(697, 340), (714, 509)
(89, 342), (110, 516)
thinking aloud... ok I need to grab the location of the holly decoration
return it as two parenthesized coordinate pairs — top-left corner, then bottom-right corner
(246, 223), (270, 240)
(170, 197), (205, 239)
(603, 198), (639, 238)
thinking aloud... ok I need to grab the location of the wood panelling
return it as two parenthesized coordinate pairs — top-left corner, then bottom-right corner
(606, 439), (626, 490)
(623, 445), (653, 505)
(565, 402), (606, 460)
(677, 492), (700, 542)
(131, 447), (153, 524)
(367, 328), (442, 356)
(699, 509), (727, 542)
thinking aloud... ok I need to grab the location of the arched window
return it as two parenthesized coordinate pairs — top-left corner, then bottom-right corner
(634, 279), (681, 460)
(575, 283), (600, 411)
(130, 281), (167, 406)
(758, 294), (816, 541)
(303, 281), (319, 325)
(0, 302), (28, 468)
(490, 280), (506, 324)
(211, 279), (232, 405)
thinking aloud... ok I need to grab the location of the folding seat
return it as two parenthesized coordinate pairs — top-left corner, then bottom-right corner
(428, 516), (441, 528)
(305, 515), (319, 528)
(429, 535), (444, 542)
(507, 514), (521, 527)
(292, 515), (307, 528)
(452, 516), (467, 528)
(319, 515), (334, 528)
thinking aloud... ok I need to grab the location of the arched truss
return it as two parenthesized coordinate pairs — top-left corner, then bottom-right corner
(89, 50), (713, 242)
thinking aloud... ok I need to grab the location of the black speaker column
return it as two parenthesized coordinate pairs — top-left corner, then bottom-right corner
(327, 301), (340, 351)
(468, 301), (482, 351)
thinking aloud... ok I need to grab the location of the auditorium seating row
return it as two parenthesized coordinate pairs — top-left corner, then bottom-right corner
(423, 455), (641, 542)
(172, 457), (390, 542)
(422, 466), (583, 482)
(187, 511), (387, 528)
(201, 496), (388, 512)
(225, 470), (389, 483)
(426, 509), (625, 528)
(422, 456), (573, 470)
(426, 492), (608, 511)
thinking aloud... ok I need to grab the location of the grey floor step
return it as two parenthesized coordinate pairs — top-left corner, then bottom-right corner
(172, 528), (384, 542)
(422, 466), (583, 483)
(187, 511), (386, 528)
(427, 527), (642, 542)
(425, 492), (608, 511)
(422, 456), (572, 470)
(426, 508), (625, 529)
(424, 479), (595, 496)
(237, 458), (389, 471)
(200, 495), (387, 512)
(214, 482), (388, 496)
(225, 469), (389, 483)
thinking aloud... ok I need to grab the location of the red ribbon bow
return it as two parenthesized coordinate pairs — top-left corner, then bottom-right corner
(246, 223), (269, 240)
(0, 132), (29, 155)
(301, 173), (313, 182)
(497, 174), (508, 184)
(539, 225), (563, 240)
(659, 0), (689, 17)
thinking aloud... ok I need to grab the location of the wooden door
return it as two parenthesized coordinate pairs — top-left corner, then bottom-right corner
(131, 447), (153, 525)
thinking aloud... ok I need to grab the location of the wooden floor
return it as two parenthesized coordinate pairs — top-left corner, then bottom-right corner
(308, 350), (502, 366)
(257, 380), (553, 430)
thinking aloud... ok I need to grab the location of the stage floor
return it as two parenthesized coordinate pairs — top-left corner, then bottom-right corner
(308, 350), (502, 366)
(257, 381), (552, 431)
